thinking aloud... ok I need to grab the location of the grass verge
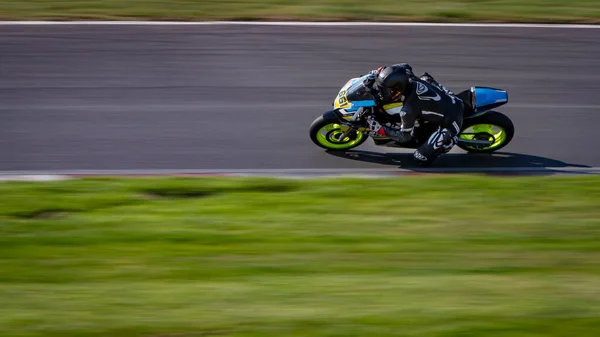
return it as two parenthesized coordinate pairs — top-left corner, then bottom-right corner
(1, 0), (600, 23)
(1, 175), (600, 336)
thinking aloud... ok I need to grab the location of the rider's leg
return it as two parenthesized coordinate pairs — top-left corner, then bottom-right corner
(413, 106), (463, 165)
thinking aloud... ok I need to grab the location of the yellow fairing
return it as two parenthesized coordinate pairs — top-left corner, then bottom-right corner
(333, 79), (355, 109)
(383, 102), (403, 113)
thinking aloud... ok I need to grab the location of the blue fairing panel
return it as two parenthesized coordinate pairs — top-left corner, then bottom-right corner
(345, 100), (377, 112)
(473, 87), (508, 113)
(353, 100), (377, 107)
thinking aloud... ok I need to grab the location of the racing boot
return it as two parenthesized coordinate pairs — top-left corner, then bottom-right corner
(413, 127), (458, 166)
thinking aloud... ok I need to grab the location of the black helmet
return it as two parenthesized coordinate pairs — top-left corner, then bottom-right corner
(375, 65), (411, 102)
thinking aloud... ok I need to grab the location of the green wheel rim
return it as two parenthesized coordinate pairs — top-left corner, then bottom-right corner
(315, 123), (364, 150)
(458, 123), (507, 151)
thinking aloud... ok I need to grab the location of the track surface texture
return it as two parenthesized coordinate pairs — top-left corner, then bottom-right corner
(1, 24), (599, 172)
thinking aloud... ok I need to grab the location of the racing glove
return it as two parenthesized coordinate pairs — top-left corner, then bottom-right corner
(362, 69), (379, 88)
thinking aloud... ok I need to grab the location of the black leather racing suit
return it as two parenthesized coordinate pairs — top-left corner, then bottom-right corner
(371, 69), (465, 164)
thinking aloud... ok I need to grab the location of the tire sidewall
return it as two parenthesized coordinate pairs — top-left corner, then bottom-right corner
(457, 110), (515, 153)
(309, 116), (368, 151)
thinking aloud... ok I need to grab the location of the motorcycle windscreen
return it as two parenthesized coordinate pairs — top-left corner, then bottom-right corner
(342, 75), (377, 112)
(473, 87), (508, 113)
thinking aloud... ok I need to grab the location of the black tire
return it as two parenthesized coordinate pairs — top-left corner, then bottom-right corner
(309, 116), (368, 151)
(457, 110), (515, 153)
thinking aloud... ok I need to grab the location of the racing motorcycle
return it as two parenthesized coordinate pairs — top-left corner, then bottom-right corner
(309, 74), (514, 163)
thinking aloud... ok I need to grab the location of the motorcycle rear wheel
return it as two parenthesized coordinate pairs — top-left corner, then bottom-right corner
(457, 110), (514, 153)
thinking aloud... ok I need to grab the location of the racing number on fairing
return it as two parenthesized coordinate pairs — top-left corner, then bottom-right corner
(338, 90), (348, 105)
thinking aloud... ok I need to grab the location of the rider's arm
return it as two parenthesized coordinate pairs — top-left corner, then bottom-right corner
(396, 100), (419, 143)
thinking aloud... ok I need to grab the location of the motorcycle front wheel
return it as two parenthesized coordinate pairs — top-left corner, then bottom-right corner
(309, 116), (367, 150)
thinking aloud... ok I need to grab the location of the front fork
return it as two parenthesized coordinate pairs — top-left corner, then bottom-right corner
(327, 108), (370, 141)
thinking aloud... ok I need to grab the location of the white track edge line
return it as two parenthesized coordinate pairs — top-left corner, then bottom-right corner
(0, 21), (599, 29)
(1, 167), (599, 176)
(2, 168), (599, 181)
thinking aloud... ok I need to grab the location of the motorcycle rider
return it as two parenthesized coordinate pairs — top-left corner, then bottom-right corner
(361, 63), (464, 165)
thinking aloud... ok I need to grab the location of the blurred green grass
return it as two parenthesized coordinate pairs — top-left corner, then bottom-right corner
(1, 0), (600, 23)
(1, 176), (600, 337)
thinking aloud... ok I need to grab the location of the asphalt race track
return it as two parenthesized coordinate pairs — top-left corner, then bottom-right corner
(1, 23), (600, 173)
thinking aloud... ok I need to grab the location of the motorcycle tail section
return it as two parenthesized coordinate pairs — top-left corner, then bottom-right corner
(471, 86), (508, 114)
